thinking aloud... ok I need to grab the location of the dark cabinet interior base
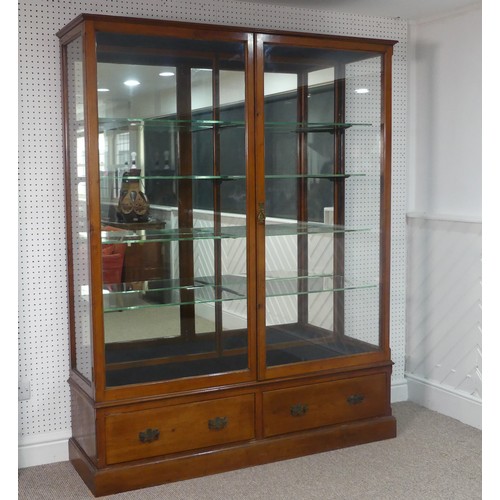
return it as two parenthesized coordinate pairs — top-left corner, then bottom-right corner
(105, 323), (379, 386)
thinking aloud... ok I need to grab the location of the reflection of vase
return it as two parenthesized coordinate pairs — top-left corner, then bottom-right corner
(116, 153), (150, 223)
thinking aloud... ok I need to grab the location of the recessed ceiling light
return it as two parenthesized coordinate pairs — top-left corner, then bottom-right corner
(124, 79), (140, 87)
(159, 71), (175, 77)
(355, 88), (369, 94)
(97, 88), (110, 92)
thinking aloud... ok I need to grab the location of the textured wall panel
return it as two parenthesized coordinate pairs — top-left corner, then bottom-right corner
(406, 216), (482, 400)
(18, 0), (407, 442)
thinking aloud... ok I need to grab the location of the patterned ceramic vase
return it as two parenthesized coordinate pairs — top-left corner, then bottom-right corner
(116, 153), (150, 223)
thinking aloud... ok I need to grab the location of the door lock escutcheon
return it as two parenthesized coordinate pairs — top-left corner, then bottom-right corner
(257, 203), (266, 224)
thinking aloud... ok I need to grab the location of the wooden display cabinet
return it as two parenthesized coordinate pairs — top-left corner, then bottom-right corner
(58, 14), (397, 496)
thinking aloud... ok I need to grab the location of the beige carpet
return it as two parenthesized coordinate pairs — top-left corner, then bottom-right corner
(18, 402), (481, 500)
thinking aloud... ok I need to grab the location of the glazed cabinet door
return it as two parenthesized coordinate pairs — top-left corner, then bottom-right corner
(63, 22), (257, 398)
(254, 34), (393, 378)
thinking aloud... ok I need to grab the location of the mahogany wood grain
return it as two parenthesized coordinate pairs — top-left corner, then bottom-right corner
(57, 14), (397, 48)
(70, 383), (97, 464)
(95, 363), (392, 411)
(177, 65), (196, 340)
(243, 31), (258, 382)
(379, 47), (394, 357)
(262, 372), (388, 437)
(81, 19), (107, 400)
(70, 414), (396, 497)
(105, 394), (255, 464)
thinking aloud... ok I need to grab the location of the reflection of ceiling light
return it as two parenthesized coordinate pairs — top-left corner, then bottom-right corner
(355, 88), (369, 94)
(159, 71), (175, 77)
(124, 79), (140, 87)
(97, 88), (110, 92)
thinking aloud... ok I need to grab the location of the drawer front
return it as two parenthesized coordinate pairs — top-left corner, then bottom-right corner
(105, 394), (255, 465)
(263, 373), (388, 437)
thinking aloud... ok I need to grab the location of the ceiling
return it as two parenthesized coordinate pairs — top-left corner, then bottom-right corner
(236, 0), (480, 21)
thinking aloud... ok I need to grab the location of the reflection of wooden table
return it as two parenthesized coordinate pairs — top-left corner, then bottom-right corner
(103, 220), (168, 283)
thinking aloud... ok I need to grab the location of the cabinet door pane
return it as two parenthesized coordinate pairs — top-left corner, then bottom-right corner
(95, 32), (250, 386)
(65, 35), (93, 382)
(261, 42), (384, 368)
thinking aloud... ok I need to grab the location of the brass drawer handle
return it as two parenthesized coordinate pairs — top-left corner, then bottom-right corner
(347, 393), (365, 405)
(208, 416), (228, 431)
(139, 428), (160, 443)
(290, 403), (308, 417)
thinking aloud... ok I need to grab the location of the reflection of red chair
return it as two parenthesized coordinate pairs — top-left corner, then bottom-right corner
(102, 244), (126, 284)
(102, 226), (126, 285)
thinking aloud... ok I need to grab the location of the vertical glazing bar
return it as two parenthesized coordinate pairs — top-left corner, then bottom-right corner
(380, 48), (393, 354)
(83, 21), (105, 394)
(245, 33), (257, 379)
(297, 72), (309, 326)
(333, 65), (346, 338)
(177, 65), (196, 340)
(212, 58), (223, 356)
(254, 34), (268, 378)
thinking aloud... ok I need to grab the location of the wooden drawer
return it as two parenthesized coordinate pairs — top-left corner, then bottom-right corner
(262, 373), (388, 437)
(105, 394), (255, 465)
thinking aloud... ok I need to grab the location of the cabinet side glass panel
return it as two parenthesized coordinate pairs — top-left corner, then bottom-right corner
(263, 44), (383, 368)
(66, 37), (93, 382)
(95, 32), (249, 386)
(343, 55), (383, 351)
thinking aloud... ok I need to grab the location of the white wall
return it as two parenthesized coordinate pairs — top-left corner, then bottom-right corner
(406, 4), (482, 428)
(408, 4), (481, 218)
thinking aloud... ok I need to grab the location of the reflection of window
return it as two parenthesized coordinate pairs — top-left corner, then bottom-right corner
(76, 136), (87, 199)
(77, 136), (85, 178)
(115, 132), (130, 167)
(99, 133), (107, 171)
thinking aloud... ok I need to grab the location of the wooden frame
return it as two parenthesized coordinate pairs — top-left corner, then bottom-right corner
(58, 14), (396, 496)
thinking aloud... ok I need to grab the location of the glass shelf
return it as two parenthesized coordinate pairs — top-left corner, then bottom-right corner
(101, 173), (362, 182)
(101, 226), (248, 244)
(100, 222), (371, 245)
(103, 278), (246, 312)
(98, 117), (373, 133)
(264, 121), (372, 133)
(101, 174), (246, 181)
(265, 274), (377, 298)
(99, 118), (245, 132)
(265, 173), (365, 180)
(264, 221), (371, 237)
(105, 275), (247, 298)
(103, 274), (377, 312)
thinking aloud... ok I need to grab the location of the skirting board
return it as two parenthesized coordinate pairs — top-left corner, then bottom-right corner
(391, 379), (408, 403)
(406, 373), (481, 429)
(18, 430), (71, 469)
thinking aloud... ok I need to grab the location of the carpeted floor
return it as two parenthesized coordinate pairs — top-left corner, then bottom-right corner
(18, 401), (481, 500)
